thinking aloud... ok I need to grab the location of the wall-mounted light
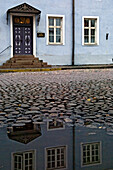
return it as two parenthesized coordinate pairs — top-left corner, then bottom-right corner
(106, 33), (109, 40)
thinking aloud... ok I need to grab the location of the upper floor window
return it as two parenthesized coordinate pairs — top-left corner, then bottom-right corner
(81, 142), (101, 166)
(46, 146), (66, 169)
(13, 150), (35, 170)
(47, 15), (65, 45)
(82, 16), (99, 45)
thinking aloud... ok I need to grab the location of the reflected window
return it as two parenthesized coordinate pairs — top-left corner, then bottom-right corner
(48, 119), (64, 130)
(46, 146), (66, 169)
(83, 17), (99, 45)
(48, 15), (64, 45)
(82, 142), (101, 166)
(13, 150), (35, 170)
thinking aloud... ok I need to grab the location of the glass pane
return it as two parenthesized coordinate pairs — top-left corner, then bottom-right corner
(49, 36), (54, 42)
(96, 144), (99, 149)
(91, 29), (95, 36)
(29, 166), (32, 170)
(84, 29), (89, 36)
(87, 157), (90, 162)
(52, 162), (55, 167)
(91, 36), (95, 43)
(56, 28), (61, 35)
(56, 36), (61, 43)
(84, 19), (89, 27)
(49, 18), (54, 26)
(29, 153), (32, 158)
(56, 18), (61, 26)
(52, 150), (55, 155)
(87, 145), (90, 150)
(57, 161), (60, 167)
(61, 161), (64, 166)
(83, 146), (86, 151)
(91, 20), (95, 27)
(52, 156), (55, 161)
(29, 159), (32, 164)
(49, 28), (54, 36)
(47, 163), (51, 168)
(84, 36), (89, 43)
(83, 158), (86, 163)
(25, 154), (28, 159)
(83, 152), (86, 156)
(96, 156), (99, 161)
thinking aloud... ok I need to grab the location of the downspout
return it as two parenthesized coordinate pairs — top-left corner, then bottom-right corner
(72, 0), (75, 65)
(73, 123), (75, 170)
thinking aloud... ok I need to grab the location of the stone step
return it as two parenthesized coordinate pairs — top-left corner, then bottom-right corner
(0, 55), (51, 68)
(13, 55), (35, 59)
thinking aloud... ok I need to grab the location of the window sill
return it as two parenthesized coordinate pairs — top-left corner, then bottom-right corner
(83, 43), (98, 46)
(47, 43), (64, 46)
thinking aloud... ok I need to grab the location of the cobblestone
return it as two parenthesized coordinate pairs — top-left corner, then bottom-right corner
(0, 69), (113, 128)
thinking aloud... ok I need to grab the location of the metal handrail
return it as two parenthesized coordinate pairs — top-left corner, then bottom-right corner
(0, 45), (11, 55)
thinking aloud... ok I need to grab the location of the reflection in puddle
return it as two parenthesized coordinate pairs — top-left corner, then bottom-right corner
(0, 121), (113, 169)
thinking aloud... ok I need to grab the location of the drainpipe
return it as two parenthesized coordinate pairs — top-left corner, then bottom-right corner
(72, 0), (75, 65)
(73, 122), (75, 170)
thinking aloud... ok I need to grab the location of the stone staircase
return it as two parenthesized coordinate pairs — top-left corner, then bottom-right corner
(0, 55), (51, 68)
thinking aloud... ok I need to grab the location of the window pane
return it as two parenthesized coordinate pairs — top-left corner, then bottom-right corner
(56, 18), (61, 26)
(49, 18), (54, 26)
(84, 29), (89, 36)
(56, 36), (61, 43)
(49, 28), (54, 36)
(84, 36), (89, 43)
(91, 20), (95, 27)
(91, 29), (95, 36)
(84, 19), (89, 27)
(49, 28), (54, 43)
(56, 28), (61, 35)
(91, 36), (95, 43)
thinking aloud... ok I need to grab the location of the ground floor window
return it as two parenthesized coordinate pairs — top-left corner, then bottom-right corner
(82, 142), (101, 166)
(82, 16), (99, 45)
(13, 150), (35, 170)
(46, 146), (66, 169)
(47, 14), (65, 45)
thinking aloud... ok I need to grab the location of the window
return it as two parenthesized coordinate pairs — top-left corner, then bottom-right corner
(47, 15), (65, 45)
(48, 119), (64, 130)
(46, 146), (66, 169)
(13, 151), (35, 170)
(82, 142), (101, 166)
(82, 16), (99, 45)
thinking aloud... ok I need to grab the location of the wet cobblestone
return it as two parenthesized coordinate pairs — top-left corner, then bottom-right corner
(0, 69), (113, 128)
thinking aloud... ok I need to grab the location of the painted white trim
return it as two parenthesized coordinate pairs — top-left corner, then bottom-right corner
(10, 15), (13, 58)
(80, 141), (102, 168)
(11, 150), (36, 170)
(47, 121), (65, 131)
(45, 145), (67, 170)
(10, 13), (36, 57)
(82, 16), (99, 46)
(46, 14), (65, 45)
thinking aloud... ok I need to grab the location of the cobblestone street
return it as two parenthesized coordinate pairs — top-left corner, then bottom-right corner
(1, 69), (113, 128)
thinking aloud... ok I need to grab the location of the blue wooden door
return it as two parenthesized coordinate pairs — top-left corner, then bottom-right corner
(13, 16), (33, 55)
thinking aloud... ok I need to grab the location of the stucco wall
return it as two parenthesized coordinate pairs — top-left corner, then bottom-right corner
(0, 0), (72, 66)
(0, 124), (73, 170)
(75, 0), (113, 64)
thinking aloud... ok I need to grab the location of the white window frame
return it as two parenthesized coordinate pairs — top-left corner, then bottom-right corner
(46, 14), (65, 45)
(81, 142), (101, 167)
(46, 146), (66, 170)
(47, 119), (65, 131)
(82, 16), (99, 45)
(12, 150), (36, 170)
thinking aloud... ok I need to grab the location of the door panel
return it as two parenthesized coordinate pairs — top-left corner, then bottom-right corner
(13, 16), (33, 55)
